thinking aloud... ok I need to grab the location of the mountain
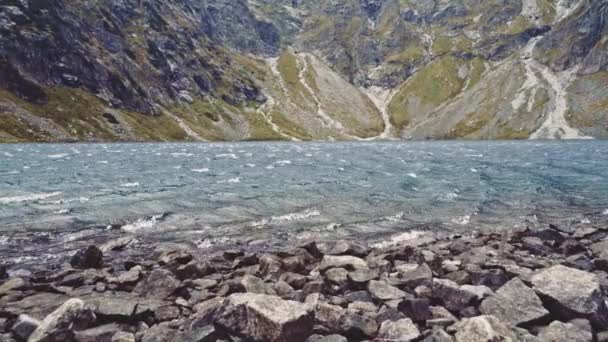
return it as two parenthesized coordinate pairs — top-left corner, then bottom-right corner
(0, 0), (606, 142)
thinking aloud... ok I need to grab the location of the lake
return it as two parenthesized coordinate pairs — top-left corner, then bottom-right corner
(1, 141), (607, 267)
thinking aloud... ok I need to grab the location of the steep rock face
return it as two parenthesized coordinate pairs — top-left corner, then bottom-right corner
(0, 0), (606, 142)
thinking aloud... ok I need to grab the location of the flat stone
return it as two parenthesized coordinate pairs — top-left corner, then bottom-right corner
(0, 277), (28, 295)
(377, 318), (420, 342)
(368, 280), (407, 301)
(29, 298), (88, 342)
(87, 296), (137, 318)
(393, 263), (433, 288)
(74, 323), (121, 342)
(432, 279), (476, 312)
(140, 324), (176, 342)
(460, 285), (493, 302)
(239, 275), (276, 295)
(111, 331), (136, 342)
(328, 240), (369, 257)
(531, 265), (607, 326)
(480, 277), (548, 326)
(215, 293), (313, 342)
(347, 268), (378, 284)
(398, 298), (431, 322)
(347, 301), (378, 313)
(306, 334), (348, 342)
(339, 310), (378, 339)
(11, 314), (40, 340)
(539, 321), (593, 342)
(134, 269), (180, 299)
(452, 315), (518, 342)
(320, 256), (367, 271)
(314, 303), (344, 333)
(325, 268), (349, 287)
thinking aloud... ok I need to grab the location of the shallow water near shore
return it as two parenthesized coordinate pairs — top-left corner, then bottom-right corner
(1, 141), (608, 267)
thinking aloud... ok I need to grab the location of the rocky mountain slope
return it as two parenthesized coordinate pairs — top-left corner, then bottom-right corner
(0, 0), (606, 142)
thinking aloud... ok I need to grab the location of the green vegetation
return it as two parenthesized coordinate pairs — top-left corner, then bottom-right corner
(388, 56), (467, 129)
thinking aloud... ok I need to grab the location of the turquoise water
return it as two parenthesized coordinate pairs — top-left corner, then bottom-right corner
(1, 141), (607, 266)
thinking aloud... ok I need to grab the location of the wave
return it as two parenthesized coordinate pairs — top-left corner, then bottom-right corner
(47, 154), (69, 159)
(218, 177), (240, 184)
(603, 209), (608, 216)
(372, 231), (428, 249)
(0, 192), (62, 204)
(121, 213), (168, 233)
(120, 182), (140, 188)
(191, 168), (210, 173)
(250, 209), (321, 227)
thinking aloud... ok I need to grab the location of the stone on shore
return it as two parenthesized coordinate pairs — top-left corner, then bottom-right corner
(368, 280), (407, 301)
(539, 321), (593, 342)
(320, 255), (368, 271)
(28, 298), (90, 342)
(480, 277), (549, 326)
(11, 314), (40, 340)
(531, 265), (607, 326)
(452, 315), (518, 342)
(377, 318), (420, 341)
(70, 246), (104, 269)
(215, 293), (313, 342)
(432, 279), (476, 312)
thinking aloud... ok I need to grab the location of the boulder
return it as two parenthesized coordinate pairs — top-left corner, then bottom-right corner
(452, 315), (518, 342)
(328, 240), (369, 257)
(320, 256), (367, 271)
(423, 328), (453, 342)
(531, 265), (608, 326)
(368, 280), (407, 301)
(239, 275), (276, 295)
(134, 269), (180, 299)
(459, 285), (493, 302)
(0, 277), (28, 295)
(28, 298), (91, 342)
(140, 324), (176, 342)
(398, 298), (431, 322)
(314, 303), (344, 333)
(339, 310), (378, 339)
(215, 293), (313, 342)
(175, 261), (213, 280)
(74, 323), (121, 342)
(480, 277), (548, 326)
(70, 246), (103, 269)
(393, 263), (433, 288)
(432, 279), (476, 312)
(377, 318), (420, 341)
(325, 268), (349, 287)
(538, 321), (593, 342)
(87, 296), (138, 319)
(306, 334), (348, 342)
(111, 332), (136, 342)
(347, 268), (378, 285)
(11, 314), (40, 340)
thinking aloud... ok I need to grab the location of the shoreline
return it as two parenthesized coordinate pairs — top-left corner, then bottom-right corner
(1, 223), (608, 341)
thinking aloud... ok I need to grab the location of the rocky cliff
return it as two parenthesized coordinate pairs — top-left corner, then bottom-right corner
(0, 0), (606, 142)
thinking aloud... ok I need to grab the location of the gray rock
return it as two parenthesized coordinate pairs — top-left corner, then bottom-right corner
(134, 269), (180, 299)
(11, 314), (40, 340)
(240, 275), (276, 295)
(452, 315), (518, 342)
(423, 328), (453, 342)
(339, 310), (378, 339)
(306, 334), (348, 342)
(531, 265), (608, 326)
(108, 266), (142, 286)
(459, 285), (493, 302)
(140, 324), (176, 342)
(320, 256), (368, 271)
(314, 303), (344, 333)
(539, 321), (593, 342)
(87, 296), (137, 318)
(328, 240), (369, 257)
(215, 293), (313, 342)
(0, 277), (28, 295)
(398, 298), (431, 322)
(347, 268), (377, 288)
(377, 318), (420, 341)
(74, 324), (121, 342)
(279, 272), (307, 289)
(28, 298), (90, 342)
(480, 277), (548, 327)
(347, 301), (378, 313)
(325, 268), (349, 287)
(368, 280), (407, 301)
(111, 332), (136, 342)
(70, 246), (103, 269)
(393, 263), (433, 288)
(432, 279), (476, 312)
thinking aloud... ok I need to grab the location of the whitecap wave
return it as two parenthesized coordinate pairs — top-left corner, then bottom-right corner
(250, 209), (321, 227)
(216, 153), (238, 159)
(407, 173), (417, 178)
(121, 214), (167, 233)
(48, 154), (69, 159)
(0, 192), (63, 204)
(451, 214), (471, 225)
(603, 209), (608, 216)
(372, 231), (427, 249)
(218, 177), (240, 184)
(3, 152), (13, 157)
(120, 182), (140, 188)
(191, 168), (210, 173)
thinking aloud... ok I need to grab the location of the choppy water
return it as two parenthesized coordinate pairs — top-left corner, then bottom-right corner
(1, 141), (608, 267)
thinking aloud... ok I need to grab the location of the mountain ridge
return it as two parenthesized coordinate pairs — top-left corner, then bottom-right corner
(0, 0), (606, 142)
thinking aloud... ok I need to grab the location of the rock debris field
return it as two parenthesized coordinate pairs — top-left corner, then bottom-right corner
(2, 223), (608, 341)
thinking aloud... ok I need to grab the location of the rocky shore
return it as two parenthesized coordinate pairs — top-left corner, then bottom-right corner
(1, 223), (608, 342)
